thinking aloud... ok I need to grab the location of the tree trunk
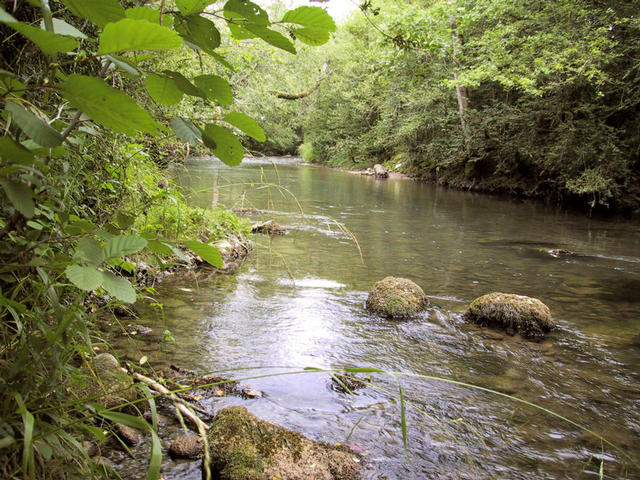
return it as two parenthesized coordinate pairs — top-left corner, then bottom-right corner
(449, 15), (471, 152)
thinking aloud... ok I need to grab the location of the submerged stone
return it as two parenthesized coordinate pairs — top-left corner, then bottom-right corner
(464, 292), (554, 340)
(251, 220), (287, 235)
(169, 434), (203, 460)
(365, 277), (429, 318)
(204, 406), (360, 480)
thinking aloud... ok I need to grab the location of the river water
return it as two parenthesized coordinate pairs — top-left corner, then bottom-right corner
(121, 157), (640, 479)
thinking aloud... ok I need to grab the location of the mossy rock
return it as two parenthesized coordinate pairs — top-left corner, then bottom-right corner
(77, 353), (137, 409)
(464, 292), (554, 340)
(204, 406), (360, 480)
(365, 277), (429, 318)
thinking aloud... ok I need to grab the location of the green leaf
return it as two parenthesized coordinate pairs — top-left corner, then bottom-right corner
(282, 6), (336, 32)
(62, 75), (159, 136)
(175, 0), (213, 16)
(343, 367), (385, 373)
(147, 240), (174, 256)
(60, 0), (125, 27)
(125, 6), (161, 24)
(0, 436), (15, 449)
(0, 136), (35, 165)
(0, 180), (34, 218)
(224, 112), (265, 142)
(65, 265), (104, 291)
(0, 7), (17, 22)
(226, 21), (255, 40)
(292, 27), (330, 46)
(103, 55), (140, 76)
(40, 18), (87, 38)
(104, 234), (147, 259)
(98, 18), (182, 54)
(224, 0), (269, 26)
(97, 411), (150, 432)
(147, 431), (162, 480)
(164, 71), (206, 98)
(2, 22), (78, 54)
(101, 271), (136, 303)
(145, 74), (183, 105)
(0, 70), (26, 98)
(170, 118), (202, 145)
(4, 102), (62, 147)
(202, 124), (244, 166)
(75, 238), (104, 267)
(244, 24), (296, 54)
(193, 74), (233, 105)
(183, 240), (223, 268)
(174, 14), (220, 52)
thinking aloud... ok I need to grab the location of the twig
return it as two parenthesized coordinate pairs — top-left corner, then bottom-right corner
(130, 370), (210, 431)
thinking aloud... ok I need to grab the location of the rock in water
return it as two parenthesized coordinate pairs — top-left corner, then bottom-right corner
(115, 423), (140, 446)
(464, 292), (554, 339)
(204, 406), (360, 480)
(169, 434), (203, 459)
(365, 277), (429, 318)
(373, 164), (388, 178)
(251, 220), (287, 235)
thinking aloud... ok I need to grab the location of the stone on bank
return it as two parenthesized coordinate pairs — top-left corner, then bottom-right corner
(464, 292), (554, 339)
(203, 406), (360, 480)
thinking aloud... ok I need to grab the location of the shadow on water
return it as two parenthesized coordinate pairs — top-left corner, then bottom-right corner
(112, 157), (640, 479)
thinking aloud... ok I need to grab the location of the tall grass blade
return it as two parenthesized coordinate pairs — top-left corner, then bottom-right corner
(146, 431), (162, 480)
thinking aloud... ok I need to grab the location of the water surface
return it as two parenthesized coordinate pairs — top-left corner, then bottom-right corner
(120, 157), (640, 479)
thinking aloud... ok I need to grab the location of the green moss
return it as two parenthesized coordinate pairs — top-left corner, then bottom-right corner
(465, 292), (554, 339)
(366, 277), (429, 318)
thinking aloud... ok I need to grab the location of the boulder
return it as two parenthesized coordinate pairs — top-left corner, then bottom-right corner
(365, 277), (429, 318)
(204, 406), (360, 480)
(215, 236), (252, 273)
(115, 423), (140, 446)
(82, 353), (137, 409)
(373, 164), (388, 178)
(464, 292), (554, 339)
(251, 220), (287, 235)
(169, 434), (203, 460)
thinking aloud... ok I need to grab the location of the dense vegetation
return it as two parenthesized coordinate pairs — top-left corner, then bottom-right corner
(233, 0), (640, 212)
(0, 0), (335, 477)
(1, 0), (638, 478)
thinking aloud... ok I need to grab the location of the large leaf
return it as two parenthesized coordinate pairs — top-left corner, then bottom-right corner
(3, 22), (78, 54)
(65, 265), (104, 291)
(104, 234), (147, 259)
(292, 27), (330, 46)
(244, 24), (296, 54)
(164, 71), (206, 98)
(224, 0), (269, 26)
(170, 118), (202, 145)
(226, 21), (256, 40)
(224, 112), (265, 142)
(0, 70), (26, 98)
(103, 55), (140, 76)
(175, 0), (213, 16)
(145, 74), (183, 105)
(61, 0), (125, 27)
(62, 75), (159, 136)
(101, 271), (136, 303)
(202, 124), (244, 166)
(182, 240), (223, 268)
(174, 14), (220, 52)
(125, 6), (161, 24)
(40, 18), (87, 38)
(0, 136), (35, 165)
(0, 7), (17, 22)
(98, 19), (182, 54)
(193, 75), (233, 105)
(0, 180), (34, 218)
(282, 6), (336, 32)
(74, 238), (104, 267)
(4, 102), (62, 147)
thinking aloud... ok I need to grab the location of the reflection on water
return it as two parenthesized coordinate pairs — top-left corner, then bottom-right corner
(118, 157), (640, 479)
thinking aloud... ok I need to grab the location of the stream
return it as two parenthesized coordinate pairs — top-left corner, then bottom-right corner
(114, 157), (640, 479)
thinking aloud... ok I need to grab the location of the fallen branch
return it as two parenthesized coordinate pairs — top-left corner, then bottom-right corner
(270, 61), (330, 100)
(130, 370), (211, 431)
